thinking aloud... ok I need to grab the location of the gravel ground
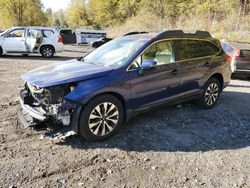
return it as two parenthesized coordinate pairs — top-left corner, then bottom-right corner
(0, 45), (250, 188)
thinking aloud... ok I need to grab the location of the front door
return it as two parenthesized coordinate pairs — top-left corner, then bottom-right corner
(128, 40), (181, 109)
(4, 29), (27, 52)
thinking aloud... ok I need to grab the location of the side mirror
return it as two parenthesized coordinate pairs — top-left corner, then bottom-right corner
(141, 60), (157, 70)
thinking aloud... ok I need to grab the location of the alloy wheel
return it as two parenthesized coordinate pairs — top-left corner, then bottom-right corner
(88, 102), (119, 136)
(43, 48), (53, 57)
(205, 83), (219, 106)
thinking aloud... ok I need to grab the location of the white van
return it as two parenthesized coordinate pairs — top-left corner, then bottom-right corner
(75, 29), (107, 45)
(0, 27), (64, 58)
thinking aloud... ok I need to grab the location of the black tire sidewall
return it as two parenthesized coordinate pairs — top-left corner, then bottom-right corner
(40, 46), (54, 58)
(79, 95), (124, 141)
(0, 47), (3, 56)
(199, 78), (221, 109)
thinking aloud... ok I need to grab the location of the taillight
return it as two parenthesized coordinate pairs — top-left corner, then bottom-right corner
(233, 49), (240, 57)
(225, 54), (232, 64)
(225, 49), (240, 64)
(58, 35), (63, 43)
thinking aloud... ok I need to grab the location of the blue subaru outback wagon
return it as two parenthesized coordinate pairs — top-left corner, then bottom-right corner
(19, 30), (231, 141)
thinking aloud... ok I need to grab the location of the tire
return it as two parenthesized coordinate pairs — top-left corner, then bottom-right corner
(0, 47), (3, 56)
(40, 46), (54, 58)
(79, 95), (124, 142)
(198, 78), (221, 109)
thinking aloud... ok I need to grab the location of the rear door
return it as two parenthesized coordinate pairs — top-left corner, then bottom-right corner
(25, 29), (39, 52)
(175, 39), (221, 95)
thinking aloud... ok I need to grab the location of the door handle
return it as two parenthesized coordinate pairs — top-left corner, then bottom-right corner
(171, 69), (179, 75)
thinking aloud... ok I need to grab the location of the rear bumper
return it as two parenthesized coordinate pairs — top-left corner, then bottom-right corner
(55, 43), (64, 52)
(223, 81), (230, 89)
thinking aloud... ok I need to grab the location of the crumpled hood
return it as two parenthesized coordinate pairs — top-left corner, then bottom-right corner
(21, 59), (113, 87)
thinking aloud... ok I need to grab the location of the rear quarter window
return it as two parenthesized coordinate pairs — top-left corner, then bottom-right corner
(175, 39), (220, 61)
(43, 30), (54, 38)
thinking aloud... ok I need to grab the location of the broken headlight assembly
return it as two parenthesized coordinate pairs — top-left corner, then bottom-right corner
(24, 83), (77, 125)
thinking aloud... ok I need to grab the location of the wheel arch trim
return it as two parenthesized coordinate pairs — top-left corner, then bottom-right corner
(208, 73), (224, 91)
(39, 44), (55, 53)
(70, 92), (129, 134)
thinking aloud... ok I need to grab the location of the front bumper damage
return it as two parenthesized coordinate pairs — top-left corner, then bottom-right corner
(19, 90), (47, 121)
(18, 85), (76, 128)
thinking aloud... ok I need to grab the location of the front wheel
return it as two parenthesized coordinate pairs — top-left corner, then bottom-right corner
(198, 78), (221, 109)
(40, 46), (54, 58)
(79, 95), (124, 141)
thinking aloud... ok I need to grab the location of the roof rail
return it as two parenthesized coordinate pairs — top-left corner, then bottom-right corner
(156, 30), (212, 39)
(123, 31), (149, 36)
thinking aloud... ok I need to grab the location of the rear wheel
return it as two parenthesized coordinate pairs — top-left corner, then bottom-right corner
(40, 46), (54, 58)
(198, 78), (221, 109)
(79, 95), (124, 142)
(0, 46), (3, 56)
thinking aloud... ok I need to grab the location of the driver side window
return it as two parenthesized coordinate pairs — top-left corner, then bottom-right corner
(6, 29), (25, 38)
(129, 40), (175, 70)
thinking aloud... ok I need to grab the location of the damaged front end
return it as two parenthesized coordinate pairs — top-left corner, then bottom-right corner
(19, 83), (76, 128)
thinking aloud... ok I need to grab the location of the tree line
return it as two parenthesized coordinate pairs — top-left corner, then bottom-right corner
(0, 0), (249, 36)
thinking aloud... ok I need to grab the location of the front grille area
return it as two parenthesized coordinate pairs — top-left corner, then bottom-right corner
(25, 83), (71, 105)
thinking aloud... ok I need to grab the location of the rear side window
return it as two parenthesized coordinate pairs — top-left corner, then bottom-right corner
(175, 39), (220, 61)
(43, 30), (54, 38)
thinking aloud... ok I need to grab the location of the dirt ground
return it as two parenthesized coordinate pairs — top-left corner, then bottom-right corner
(0, 45), (250, 188)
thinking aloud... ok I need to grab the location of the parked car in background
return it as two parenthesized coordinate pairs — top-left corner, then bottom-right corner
(221, 40), (250, 77)
(91, 31), (149, 48)
(92, 37), (113, 48)
(0, 27), (64, 58)
(19, 30), (231, 141)
(60, 28), (76, 44)
(75, 29), (107, 45)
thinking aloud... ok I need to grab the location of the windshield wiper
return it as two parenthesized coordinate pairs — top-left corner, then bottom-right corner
(77, 57), (98, 66)
(76, 57), (84, 61)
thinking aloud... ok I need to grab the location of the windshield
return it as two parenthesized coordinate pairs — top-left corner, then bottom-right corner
(83, 37), (149, 68)
(0, 28), (10, 36)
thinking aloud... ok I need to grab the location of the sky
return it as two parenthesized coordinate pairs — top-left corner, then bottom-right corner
(41, 0), (71, 11)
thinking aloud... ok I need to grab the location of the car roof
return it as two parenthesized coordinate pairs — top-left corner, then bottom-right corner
(121, 30), (213, 41)
(10, 26), (57, 31)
